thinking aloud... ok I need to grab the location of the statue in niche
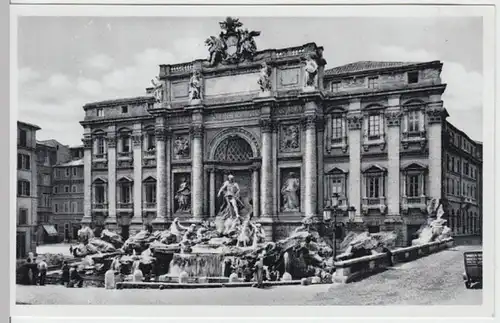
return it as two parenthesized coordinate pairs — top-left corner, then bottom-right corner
(282, 125), (299, 151)
(217, 174), (243, 219)
(175, 177), (191, 212)
(150, 76), (164, 103)
(257, 62), (272, 92)
(173, 136), (190, 159)
(303, 54), (318, 88)
(188, 70), (203, 103)
(281, 172), (300, 212)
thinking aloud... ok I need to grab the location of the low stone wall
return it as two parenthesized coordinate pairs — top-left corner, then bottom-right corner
(116, 280), (302, 290)
(333, 238), (454, 284)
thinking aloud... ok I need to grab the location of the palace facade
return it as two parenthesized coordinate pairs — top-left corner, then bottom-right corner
(17, 121), (40, 258)
(79, 19), (482, 246)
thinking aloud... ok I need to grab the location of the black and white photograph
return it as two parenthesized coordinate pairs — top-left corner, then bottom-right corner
(10, 3), (494, 318)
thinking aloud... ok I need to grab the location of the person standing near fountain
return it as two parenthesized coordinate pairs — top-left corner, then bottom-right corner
(217, 174), (242, 218)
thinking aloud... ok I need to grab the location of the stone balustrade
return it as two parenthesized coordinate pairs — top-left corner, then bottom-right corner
(333, 238), (454, 284)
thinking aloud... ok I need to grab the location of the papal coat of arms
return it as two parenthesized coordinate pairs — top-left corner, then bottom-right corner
(205, 17), (261, 66)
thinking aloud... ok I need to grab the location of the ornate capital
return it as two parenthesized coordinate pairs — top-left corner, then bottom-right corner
(250, 164), (261, 172)
(426, 108), (448, 124)
(316, 117), (326, 132)
(347, 115), (363, 130)
(106, 136), (116, 148)
(155, 127), (167, 141)
(260, 118), (273, 133)
(190, 124), (204, 138)
(132, 134), (142, 147)
(82, 136), (92, 149)
(301, 115), (317, 130)
(385, 111), (402, 127)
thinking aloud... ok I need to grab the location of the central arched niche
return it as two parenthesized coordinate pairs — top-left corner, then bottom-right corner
(213, 136), (253, 162)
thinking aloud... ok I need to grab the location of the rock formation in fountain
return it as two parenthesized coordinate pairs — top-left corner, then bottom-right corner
(412, 198), (452, 246)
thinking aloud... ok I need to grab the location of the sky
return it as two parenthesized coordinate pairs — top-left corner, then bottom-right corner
(17, 16), (483, 146)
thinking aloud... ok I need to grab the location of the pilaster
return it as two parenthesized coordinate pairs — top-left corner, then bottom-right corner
(254, 96), (276, 218)
(299, 91), (323, 218)
(251, 162), (261, 218)
(132, 124), (143, 224)
(105, 126), (117, 224)
(386, 108), (402, 217)
(81, 130), (92, 224)
(152, 118), (167, 225)
(347, 99), (362, 220)
(189, 106), (204, 219)
(427, 103), (448, 200)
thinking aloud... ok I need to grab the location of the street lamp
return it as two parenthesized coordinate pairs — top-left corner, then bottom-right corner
(347, 205), (356, 222)
(323, 193), (340, 260)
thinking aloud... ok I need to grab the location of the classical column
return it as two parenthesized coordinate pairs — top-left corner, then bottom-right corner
(251, 164), (260, 218)
(209, 167), (216, 218)
(302, 115), (318, 218)
(105, 127), (117, 225)
(81, 133), (93, 224)
(427, 102), (448, 199)
(317, 117), (325, 214)
(386, 107), (402, 217)
(165, 131), (172, 219)
(347, 111), (362, 220)
(190, 124), (204, 219)
(131, 128), (143, 224)
(260, 118), (273, 217)
(152, 123), (167, 224)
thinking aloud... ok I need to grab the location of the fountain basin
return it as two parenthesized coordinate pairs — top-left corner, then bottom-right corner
(168, 252), (227, 277)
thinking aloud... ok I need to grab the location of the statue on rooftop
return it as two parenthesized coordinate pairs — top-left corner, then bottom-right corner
(150, 76), (164, 103)
(205, 17), (261, 67)
(303, 54), (319, 89)
(188, 70), (203, 104)
(257, 62), (272, 93)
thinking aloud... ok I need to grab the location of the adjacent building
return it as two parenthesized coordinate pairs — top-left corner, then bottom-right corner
(51, 146), (85, 241)
(17, 121), (40, 258)
(78, 19), (482, 246)
(35, 140), (70, 243)
(443, 123), (482, 237)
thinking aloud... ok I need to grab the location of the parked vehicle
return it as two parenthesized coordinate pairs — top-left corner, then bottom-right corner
(463, 251), (482, 289)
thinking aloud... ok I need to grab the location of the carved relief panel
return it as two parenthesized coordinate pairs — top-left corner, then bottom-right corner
(173, 134), (190, 160)
(279, 123), (301, 153)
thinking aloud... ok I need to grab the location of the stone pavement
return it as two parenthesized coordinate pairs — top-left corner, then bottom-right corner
(36, 243), (75, 257)
(16, 245), (481, 305)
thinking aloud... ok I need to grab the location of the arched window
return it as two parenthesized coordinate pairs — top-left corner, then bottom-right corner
(214, 136), (253, 162)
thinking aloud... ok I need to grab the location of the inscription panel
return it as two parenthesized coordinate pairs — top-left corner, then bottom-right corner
(171, 82), (189, 100)
(205, 73), (260, 97)
(205, 109), (260, 122)
(274, 105), (305, 116)
(278, 67), (300, 88)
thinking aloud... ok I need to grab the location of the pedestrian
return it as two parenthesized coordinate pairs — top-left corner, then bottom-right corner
(27, 257), (39, 285)
(69, 245), (73, 254)
(69, 265), (84, 288)
(61, 261), (70, 286)
(253, 252), (265, 288)
(383, 247), (393, 267)
(37, 259), (48, 286)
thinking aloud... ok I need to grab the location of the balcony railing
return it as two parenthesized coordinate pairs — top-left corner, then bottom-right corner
(94, 153), (107, 160)
(144, 149), (156, 157)
(361, 197), (387, 214)
(142, 201), (157, 209)
(92, 202), (108, 210)
(118, 151), (132, 158)
(117, 202), (133, 209)
(401, 196), (427, 212)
